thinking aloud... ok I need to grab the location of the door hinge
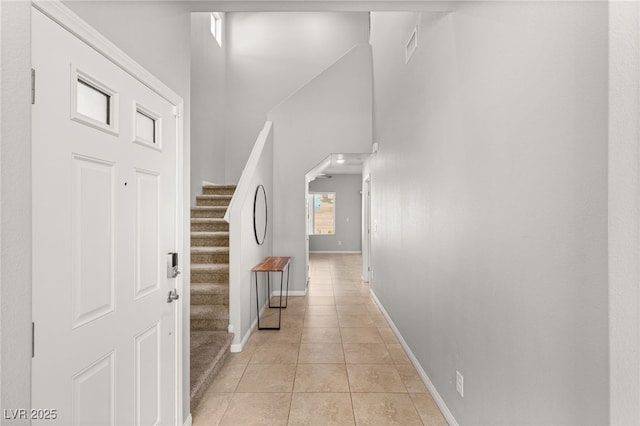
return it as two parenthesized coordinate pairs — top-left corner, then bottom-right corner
(31, 69), (36, 105)
(172, 104), (183, 118)
(32, 322), (35, 358)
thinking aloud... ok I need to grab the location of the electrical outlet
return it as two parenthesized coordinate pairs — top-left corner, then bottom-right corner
(456, 371), (464, 397)
(338, 241), (342, 246)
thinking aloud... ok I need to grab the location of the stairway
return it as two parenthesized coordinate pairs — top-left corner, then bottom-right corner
(190, 184), (235, 411)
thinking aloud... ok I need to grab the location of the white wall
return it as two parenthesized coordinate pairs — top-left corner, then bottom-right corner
(370, 4), (608, 424)
(225, 12), (369, 182)
(268, 44), (372, 295)
(1, 1), (32, 422)
(191, 12), (226, 202)
(609, 1), (640, 423)
(61, 2), (193, 421)
(227, 123), (274, 349)
(309, 174), (363, 252)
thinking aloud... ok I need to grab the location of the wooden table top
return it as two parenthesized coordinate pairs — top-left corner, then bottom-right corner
(252, 256), (291, 272)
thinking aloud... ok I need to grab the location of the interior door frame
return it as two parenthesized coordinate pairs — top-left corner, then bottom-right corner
(31, 1), (185, 424)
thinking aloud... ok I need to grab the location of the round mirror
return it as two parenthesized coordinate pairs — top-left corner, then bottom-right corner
(253, 184), (267, 245)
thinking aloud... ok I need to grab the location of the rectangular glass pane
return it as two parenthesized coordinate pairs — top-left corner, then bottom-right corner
(77, 79), (110, 125)
(313, 193), (335, 235)
(136, 110), (156, 143)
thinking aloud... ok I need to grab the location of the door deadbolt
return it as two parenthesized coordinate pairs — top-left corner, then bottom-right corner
(167, 289), (179, 303)
(167, 252), (180, 278)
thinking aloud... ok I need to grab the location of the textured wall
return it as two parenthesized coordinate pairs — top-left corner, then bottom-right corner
(370, 4), (608, 424)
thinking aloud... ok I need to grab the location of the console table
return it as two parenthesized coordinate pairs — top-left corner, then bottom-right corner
(251, 256), (291, 330)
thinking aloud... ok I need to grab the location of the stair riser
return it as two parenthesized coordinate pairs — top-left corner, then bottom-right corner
(191, 319), (229, 332)
(202, 187), (236, 196)
(191, 293), (228, 305)
(191, 270), (229, 283)
(191, 252), (229, 264)
(196, 198), (232, 207)
(191, 222), (229, 232)
(191, 236), (229, 247)
(191, 209), (226, 219)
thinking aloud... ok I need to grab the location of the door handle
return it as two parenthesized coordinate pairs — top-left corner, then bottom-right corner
(167, 289), (180, 303)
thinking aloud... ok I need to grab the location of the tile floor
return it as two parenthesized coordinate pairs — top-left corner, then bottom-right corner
(192, 253), (448, 426)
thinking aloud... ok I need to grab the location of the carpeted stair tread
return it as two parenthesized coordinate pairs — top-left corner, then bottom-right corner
(191, 246), (229, 253)
(202, 185), (237, 196)
(191, 263), (229, 272)
(190, 232), (230, 247)
(196, 195), (233, 202)
(191, 231), (229, 237)
(191, 304), (229, 320)
(190, 331), (233, 412)
(191, 206), (227, 218)
(191, 282), (228, 295)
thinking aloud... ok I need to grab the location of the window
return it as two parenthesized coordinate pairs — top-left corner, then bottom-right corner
(310, 193), (335, 235)
(210, 12), (222, 47)
(71, 66), (119, 136)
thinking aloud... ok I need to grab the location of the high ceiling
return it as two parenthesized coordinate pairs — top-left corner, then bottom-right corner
(183, 1), (453, 12)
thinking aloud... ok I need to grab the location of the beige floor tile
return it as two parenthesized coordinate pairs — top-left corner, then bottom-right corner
(336, 304), (369, 315)
(260, 312), (305, 329)
(396, 364), (427, 393)
(192, 392), (233, 426)
(282, 304), (307, 315)
(410, 392), (448, 425)
(351, 393), (422, 425)
(343, 343), (392, 364)
(288, 393), (355, 425)
(370, 313), (390, 327)
(305, 314), (339, 328)
(340, 327), (383, 344)
(259, 327), (303, 345)
(298, 343), (345, 364)
(386, 343), (412, 365)
(306, 304), (337, 315)
(219, 393), (292, 426)
(337, 313), (375, 327)
(293, 363), (350, 392)
(308, 283), (333, 290)
(307, 296), (336, 305)
(307, 289), (335, 297)
(205, 364), (246, 393)
(301, 327), (342, 343)
(333, 289), (369, 297)
(377, 327), (399, 344)
(247, 330), (273, 347)
(335, 296), (372, 305)
(225, 347), (255, 366)
(365, 304), (381, 315)
(287, 297), (308, 308)
(250, 343), (300, 364)
(236, 364), (296, 393)
(346, 364), (406, 393)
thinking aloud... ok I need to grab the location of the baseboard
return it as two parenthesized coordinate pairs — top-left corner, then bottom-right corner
(370, 290), (459, 426)
(183, 414), (193, 426)
(271, 289), (308, 297)
(230, 299), (268, 353)
(309, 250), (362, 254)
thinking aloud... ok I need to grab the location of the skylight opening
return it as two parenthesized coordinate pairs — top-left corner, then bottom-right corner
(210, 12), (223, 47)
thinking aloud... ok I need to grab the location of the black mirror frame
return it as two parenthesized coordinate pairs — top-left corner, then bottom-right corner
(253, 184), (267, 245)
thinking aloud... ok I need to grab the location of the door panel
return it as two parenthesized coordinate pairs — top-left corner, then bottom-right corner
(32, 8), (179, 425)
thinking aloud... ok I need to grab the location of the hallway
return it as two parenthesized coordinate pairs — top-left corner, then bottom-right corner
(192, 253), (447, 425)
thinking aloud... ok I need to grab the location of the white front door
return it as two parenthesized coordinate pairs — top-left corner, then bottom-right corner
(32, 8), (180, 425)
